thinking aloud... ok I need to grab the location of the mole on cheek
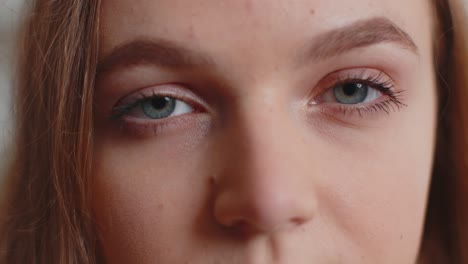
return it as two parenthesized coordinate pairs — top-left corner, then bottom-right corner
(309, 8), (316, 15)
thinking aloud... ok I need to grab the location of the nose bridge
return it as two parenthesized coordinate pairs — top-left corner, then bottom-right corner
(242, 92), (295, 164)
(228, 90), (303, 184)
(212, 89), (318, 234)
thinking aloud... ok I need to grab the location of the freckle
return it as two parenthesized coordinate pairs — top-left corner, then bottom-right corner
(309, 9), (315, 15)
(158, 203), (164, 210)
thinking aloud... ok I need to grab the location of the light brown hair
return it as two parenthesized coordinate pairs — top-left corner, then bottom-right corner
(0, 0), (467, 263)
(0, 1), (100, 263)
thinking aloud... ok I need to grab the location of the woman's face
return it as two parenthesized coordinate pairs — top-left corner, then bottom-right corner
(92, 0), (437, 263)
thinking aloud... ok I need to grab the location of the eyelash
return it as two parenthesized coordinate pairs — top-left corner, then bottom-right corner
(110, 90), (205, 136)
(110, 91), (200, 120)
(314, 71), (406, 117)
(109, 71), (406, 134)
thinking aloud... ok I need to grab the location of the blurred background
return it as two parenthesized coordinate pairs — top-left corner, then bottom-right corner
(0, 0), (23, 184)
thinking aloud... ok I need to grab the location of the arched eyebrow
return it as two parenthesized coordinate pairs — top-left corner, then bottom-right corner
(97, 17), (418, 74)
(301, 17), (418, 61)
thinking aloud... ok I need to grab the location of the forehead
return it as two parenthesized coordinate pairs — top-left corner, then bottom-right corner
(99, 0), (433, 66)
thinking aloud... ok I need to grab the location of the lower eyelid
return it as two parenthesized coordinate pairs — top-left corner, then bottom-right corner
(117, 112), (211, 138)
(309, 93), (405, 118)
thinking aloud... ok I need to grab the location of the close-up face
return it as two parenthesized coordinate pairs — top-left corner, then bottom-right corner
(92, 0), (437, 263)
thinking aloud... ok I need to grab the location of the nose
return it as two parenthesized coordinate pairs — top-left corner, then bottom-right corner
(212, 103), (318, 235)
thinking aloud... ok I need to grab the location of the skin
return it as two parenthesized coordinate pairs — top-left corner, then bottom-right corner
(92, 0), (437, 263)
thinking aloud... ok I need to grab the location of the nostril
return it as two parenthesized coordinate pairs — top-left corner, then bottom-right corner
(222, 216), (309, 236)
(225, 218), (247, 229)
(218, 219), (257, 237)
(290, 217), (307, 226)
(213, 189), (316, 235)
(231, 220), (251, 233)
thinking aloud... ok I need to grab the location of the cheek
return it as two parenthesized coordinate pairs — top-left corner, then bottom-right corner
(316, 97), (435, 260)
(91, 126), (214, 262)
(322, 144), (432, 253)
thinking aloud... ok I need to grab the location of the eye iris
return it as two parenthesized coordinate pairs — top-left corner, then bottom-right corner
(141, 96), (176, 119)
(334, 82), (368, 104)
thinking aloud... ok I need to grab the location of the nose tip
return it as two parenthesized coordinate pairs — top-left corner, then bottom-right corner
(211, 100), (318, 236)
(213, 181), (316, 235)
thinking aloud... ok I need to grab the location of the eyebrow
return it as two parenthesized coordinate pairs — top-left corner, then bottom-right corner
(97, 17), (418, 74)
(97, 39), (215, 74)
(303, 17), (418, 61)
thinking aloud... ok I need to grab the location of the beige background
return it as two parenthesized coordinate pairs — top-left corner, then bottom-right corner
(0, 0), (466, 182)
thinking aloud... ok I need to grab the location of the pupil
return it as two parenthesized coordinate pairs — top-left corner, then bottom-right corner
(151, 97), (169, 110)
(343, 83), (362, 96)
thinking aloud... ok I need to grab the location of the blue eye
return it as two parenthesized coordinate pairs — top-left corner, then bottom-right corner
(333, 82), (369, 104)
(141, 96), (176, 119)
(139, 96), (193, 119)
(112, 95), (194, 120)
(320, 81), (382, 105)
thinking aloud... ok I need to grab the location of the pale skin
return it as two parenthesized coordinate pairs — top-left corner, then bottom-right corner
(92, 0), (437, 263)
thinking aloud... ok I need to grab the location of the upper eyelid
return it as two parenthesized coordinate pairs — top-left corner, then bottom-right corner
(332, 78), (395, 93)
(111, 94), (198, 121)
(311, 69), (396, 97)
(114, 84), (211, 112)
(322, 69), (395, 85)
